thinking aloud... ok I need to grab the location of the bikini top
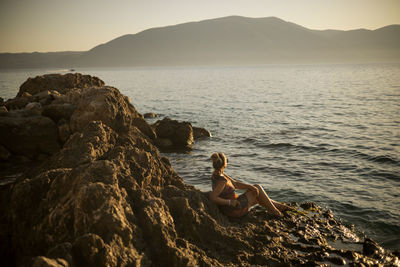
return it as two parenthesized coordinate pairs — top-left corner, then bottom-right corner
(211, 173), (236, 199)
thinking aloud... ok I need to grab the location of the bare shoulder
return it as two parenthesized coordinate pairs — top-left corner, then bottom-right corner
(223, 173), (235, 182)
(212, 173), (227, 183)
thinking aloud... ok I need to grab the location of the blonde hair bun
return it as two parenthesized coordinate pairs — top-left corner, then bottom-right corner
(211, 152), (226, 171)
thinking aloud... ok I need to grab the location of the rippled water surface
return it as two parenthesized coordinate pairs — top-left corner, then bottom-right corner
(1, 63), (399, 249)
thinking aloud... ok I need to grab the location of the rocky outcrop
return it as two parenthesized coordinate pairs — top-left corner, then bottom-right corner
(153, 118), (194, 148)
(17, 73), (104, 97)
(1, 74), (398, 267)
(0, 73), (155, 163)
(152, 117), (211, 150)
(193, 126), (212, 139)
(143, 112), (157, 118)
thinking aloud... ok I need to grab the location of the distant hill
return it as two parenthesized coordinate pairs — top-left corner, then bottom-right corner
(1, 16), (399, 68)
(0, 51), (83, 69)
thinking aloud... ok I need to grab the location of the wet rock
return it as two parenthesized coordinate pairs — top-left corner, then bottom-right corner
(18, 73), (105, 97)
(153, 117), (194, 148)
(193, 126), (212, 139)
(327, 255), (346, 265)
(144, 112), (157, 118)
(300, 202), (320, 211)
(343, 250), (360, 261)
(363, 238), (384, 256)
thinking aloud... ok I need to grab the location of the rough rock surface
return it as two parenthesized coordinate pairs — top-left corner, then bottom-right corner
(18, 73), (104, 97)
(193, 126), (212, 139)
(0, 116), (60, 159)
(143, 112), (157, 118)
(152, 117), (211, 149)
(153, 117), (194, 148)
(0, 73), (154, 164)
(1, 74), (398, 267)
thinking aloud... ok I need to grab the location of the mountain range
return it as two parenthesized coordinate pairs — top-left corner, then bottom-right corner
(1, 16), (399, 68)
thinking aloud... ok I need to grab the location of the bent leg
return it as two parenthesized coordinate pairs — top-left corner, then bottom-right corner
(253, 184), (282, 217)
(271, 200), (294, 212)
(245, 189), (258, 207)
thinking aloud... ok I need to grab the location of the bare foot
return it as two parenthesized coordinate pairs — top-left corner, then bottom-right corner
(280, 205), (295, 212)
(274, 202), (295, 212)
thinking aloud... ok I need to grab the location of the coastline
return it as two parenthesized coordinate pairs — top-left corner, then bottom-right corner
(0, 73), (399, 266)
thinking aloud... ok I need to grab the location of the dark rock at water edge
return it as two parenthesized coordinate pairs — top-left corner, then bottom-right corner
(152, 117), (211, 150)
(0, 73), (398, 267)
(143, 112), (157, 118)
(193, 126), (212, 139)
(152, 117), (194, 148)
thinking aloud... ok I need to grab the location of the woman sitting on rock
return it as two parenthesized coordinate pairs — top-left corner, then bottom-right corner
(209, 152), (292, 218)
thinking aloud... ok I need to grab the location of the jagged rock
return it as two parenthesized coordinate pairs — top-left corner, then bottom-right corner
(193, 126), (212, 139)
(72, 234), (116, 267)
(144, 112), (157, 118)
(132, 117), (156, 139)
(45, 121), (117, 169)
(153, 118), (194, 148)
(363, 238), (384, 256)
(42, 103), (75, 123)
(68, 86), (141, 134)
(18, 73), (105, 97)
(0, 115), (60, 159)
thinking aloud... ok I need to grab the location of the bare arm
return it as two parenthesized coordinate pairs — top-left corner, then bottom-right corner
(224, 174), (259, 196)
(209, 180), (232, 206)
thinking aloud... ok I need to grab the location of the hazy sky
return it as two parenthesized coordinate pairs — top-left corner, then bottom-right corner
(0, 0), (399, 53)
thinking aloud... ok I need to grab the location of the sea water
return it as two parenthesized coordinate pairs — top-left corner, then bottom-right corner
(1, 63), (399, 249)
